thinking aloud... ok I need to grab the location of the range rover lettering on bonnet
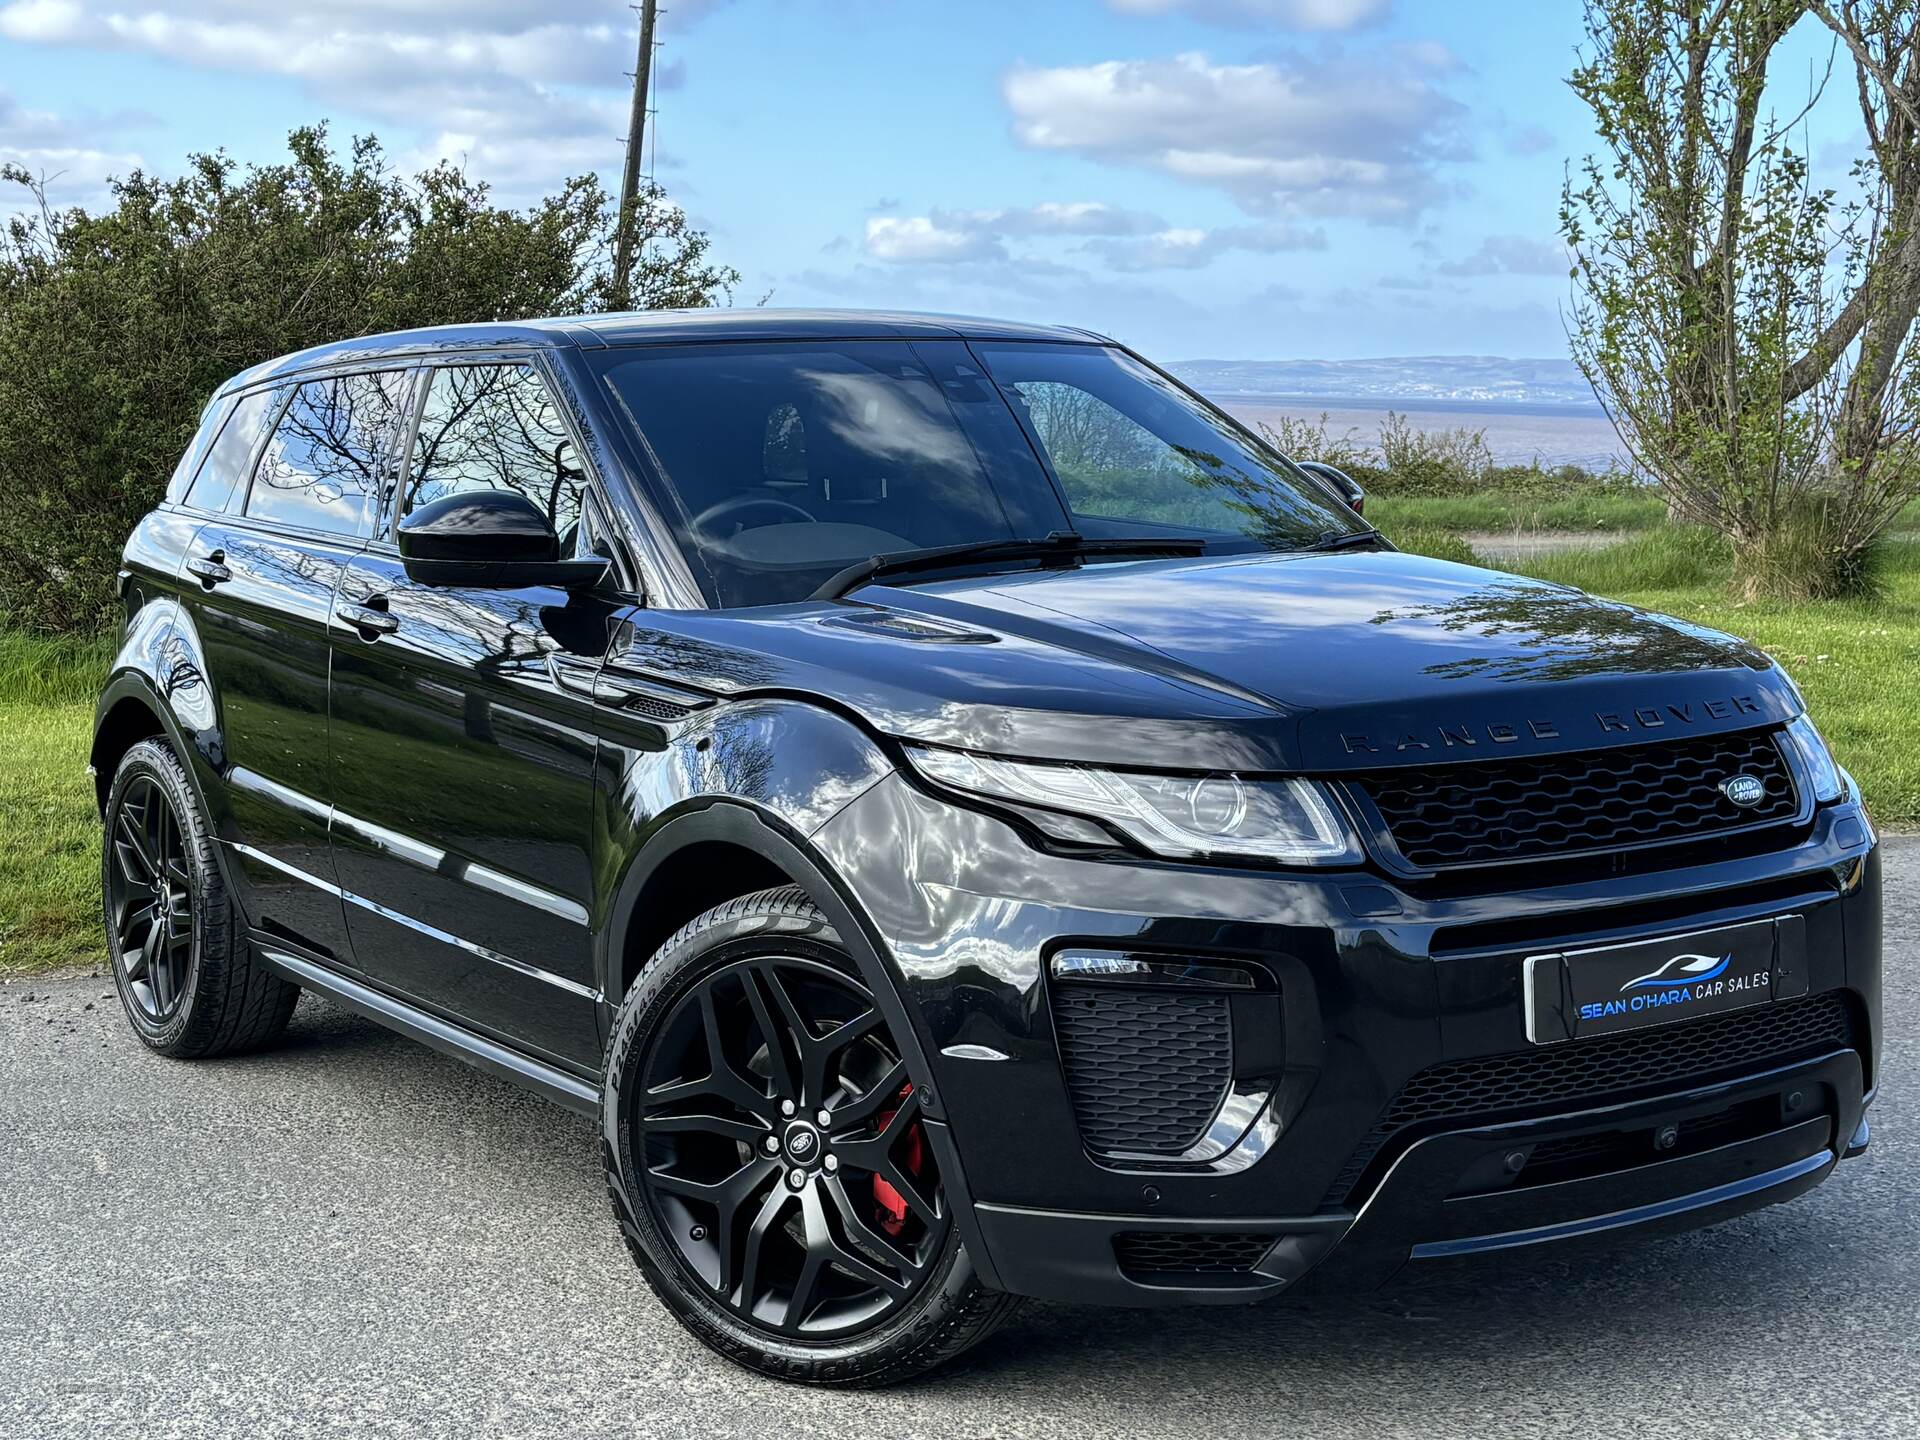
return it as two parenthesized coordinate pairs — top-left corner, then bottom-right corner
(1340, 694), (1763, 755)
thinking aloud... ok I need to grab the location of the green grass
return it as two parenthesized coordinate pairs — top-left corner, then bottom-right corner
(0, 631), (108, 972)
(1367, 491), (1668, 535)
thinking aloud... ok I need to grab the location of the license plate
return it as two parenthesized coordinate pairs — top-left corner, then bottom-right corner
(1525, 917), (1789, 1043)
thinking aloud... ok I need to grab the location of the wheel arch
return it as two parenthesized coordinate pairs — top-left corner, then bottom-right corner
(598, 797), (1003, 1290)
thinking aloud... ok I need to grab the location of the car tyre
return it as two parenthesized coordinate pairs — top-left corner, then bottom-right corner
(603, 885), (1020, 1385)
(102, 737), (299, 1057)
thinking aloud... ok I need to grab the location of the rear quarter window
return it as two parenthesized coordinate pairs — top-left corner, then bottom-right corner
(164, 396), (233, 506)
(182, 388), (280, 514)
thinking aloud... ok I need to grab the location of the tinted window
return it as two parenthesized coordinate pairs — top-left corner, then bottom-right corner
(165, 396), (231, 506)
(980, 344), (1361, 546)
(405, 364), (588, 552)
(598, 341), (1051, 606)
(184, 388), (279, 514)
(595, 340), (1369, 608)
(246, 371), (409, 536)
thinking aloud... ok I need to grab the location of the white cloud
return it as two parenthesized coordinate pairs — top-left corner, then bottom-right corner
(0, 88), (142, 212)
(1084, 220), (1327, 271)
(1437, 234), (1566, 277)
(0, 1), (729, 199)
(1106, 0), (1389, 30)
(865, 202), (1166, 264)
(1003, 49), (1466, 222)
(866, 214), (1005, 264)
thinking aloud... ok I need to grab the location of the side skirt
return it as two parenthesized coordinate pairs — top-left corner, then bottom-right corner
(258, 943), (602, 1116)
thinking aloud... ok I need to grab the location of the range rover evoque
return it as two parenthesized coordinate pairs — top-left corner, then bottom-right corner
(95, 310), (1881, 1385)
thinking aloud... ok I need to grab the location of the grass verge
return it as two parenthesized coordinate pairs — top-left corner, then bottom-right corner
(1367, 491), (1668, 535)
(0, 633), (110, 973)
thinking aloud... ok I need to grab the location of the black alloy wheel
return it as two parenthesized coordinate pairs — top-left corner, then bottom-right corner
(101, 737), (300, 1058)
(107, 772), (195, 1021)
(634, 952), (948, 1338)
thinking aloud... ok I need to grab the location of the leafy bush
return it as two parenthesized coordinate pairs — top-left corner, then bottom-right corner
(1256, 412), (1371, 471)
(0, 126), (737, 632)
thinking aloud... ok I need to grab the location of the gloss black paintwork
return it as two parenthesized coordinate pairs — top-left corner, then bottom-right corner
(94, 310), (1884, 1309)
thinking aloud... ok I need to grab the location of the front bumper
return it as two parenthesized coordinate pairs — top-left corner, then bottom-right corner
(810, 776), (1882, 1305)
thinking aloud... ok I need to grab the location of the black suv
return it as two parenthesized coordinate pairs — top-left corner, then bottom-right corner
(95, 310), (1881, 1384)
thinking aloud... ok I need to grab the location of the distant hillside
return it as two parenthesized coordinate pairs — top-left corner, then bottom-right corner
(1169, 356), (1597, 410)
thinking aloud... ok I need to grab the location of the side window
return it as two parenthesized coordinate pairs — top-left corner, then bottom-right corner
(405, 364), (587, 553)
(165, 396), (232, 506)
(246, 370), (409, 537)
(183, 388), (279, 515)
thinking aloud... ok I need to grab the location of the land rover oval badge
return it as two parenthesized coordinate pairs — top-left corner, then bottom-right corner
(1721, 773), (1767, 808)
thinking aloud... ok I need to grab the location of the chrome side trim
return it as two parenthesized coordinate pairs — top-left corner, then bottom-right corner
(257, 946), (600, 1115)
(228, 767), (332, 826)
(228, 842), (600, 1001)
(328, 809), (591, 927)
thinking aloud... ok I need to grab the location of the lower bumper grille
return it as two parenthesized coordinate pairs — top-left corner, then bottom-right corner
(1326, 990), (1861, 1205)
(1114, 1231), (1273, 1277)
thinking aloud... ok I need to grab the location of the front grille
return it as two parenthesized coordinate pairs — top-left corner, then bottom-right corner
(1353, 729), (1798, 870)
(1326, 990), (1859, 1205)
(1114, 1232), (1273, 1276)
(1053, 989), (1232, 1155)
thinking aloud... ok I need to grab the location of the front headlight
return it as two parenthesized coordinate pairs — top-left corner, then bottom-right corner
(1782, 713), (1843, 803)
(906, 746), (1360, 864)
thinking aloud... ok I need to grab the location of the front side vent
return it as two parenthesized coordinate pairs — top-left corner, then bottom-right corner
(1053, 988), (1232, 1156)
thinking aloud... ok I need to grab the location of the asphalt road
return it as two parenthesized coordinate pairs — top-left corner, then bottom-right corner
(3, 843), (1915, 1439)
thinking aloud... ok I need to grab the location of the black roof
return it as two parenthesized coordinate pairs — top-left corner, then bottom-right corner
(221, 308), (1112, 394)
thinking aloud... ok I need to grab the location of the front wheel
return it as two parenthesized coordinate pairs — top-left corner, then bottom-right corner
(602, 886), (1019, 1385)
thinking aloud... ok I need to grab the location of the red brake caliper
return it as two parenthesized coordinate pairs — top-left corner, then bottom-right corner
(871, 1081), (925, 1238)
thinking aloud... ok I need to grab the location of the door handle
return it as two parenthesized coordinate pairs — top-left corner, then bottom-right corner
(185, 551), (231, 587)
(335, 596), (398, 638)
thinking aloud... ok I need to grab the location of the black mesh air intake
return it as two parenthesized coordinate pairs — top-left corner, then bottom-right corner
(1114, 1232), (1273, 1277)
(1053, 988), (1232, 1156)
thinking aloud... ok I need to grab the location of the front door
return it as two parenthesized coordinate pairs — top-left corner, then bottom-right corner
(328, 360), (616, 1069)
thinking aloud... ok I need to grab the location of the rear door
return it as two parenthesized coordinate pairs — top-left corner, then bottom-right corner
(183, 367), (412, 964)
(328, 358), (618, 1068)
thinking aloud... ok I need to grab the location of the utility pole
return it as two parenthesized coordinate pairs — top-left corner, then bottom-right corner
(612, 0), (659, 311)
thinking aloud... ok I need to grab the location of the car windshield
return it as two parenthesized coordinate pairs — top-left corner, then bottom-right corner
(594, 338), (1366, 608)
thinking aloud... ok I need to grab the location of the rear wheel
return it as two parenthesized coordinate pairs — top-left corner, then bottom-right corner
(102, 738), (299, 1057)
(603, 886), (1019, 1385)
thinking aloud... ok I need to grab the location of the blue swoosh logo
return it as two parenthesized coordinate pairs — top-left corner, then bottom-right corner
(1621, 952), (1731, 992)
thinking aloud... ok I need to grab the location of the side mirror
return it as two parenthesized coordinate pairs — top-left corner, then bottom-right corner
(1298, 460), (1364, 515)
(398, 490), (609, 590)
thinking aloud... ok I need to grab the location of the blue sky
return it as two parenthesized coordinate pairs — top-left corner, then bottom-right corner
(0, 0), (1864, 362)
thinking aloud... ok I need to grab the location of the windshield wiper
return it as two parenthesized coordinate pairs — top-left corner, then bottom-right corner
(812, 530), (1209, 601)
(1299, 527), (1387, 553)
